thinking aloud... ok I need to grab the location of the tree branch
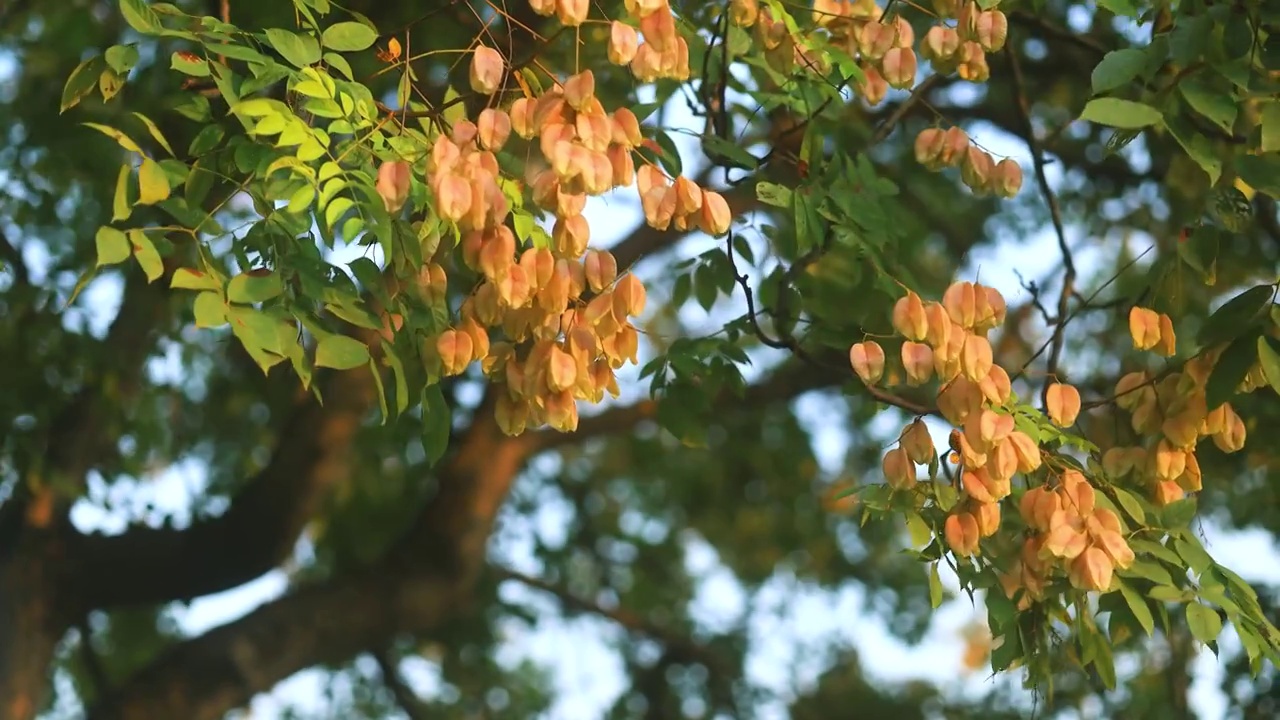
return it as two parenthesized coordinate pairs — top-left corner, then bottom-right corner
(86, 562), (465, 720)
(65, 363), (376, 611)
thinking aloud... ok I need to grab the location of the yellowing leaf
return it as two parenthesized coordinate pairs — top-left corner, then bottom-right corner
(94, 227), (131, 267)
(83, 122), (143, 153)
(127, 229), (163, 282)
(137, 158), (171, 205)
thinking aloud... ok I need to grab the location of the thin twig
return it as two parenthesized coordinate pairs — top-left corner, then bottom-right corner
(77, 618), (110, 699)
(723, 232), (934, 416)
(493, 565), (727, 672)
(0, 229), (27, 287)
(1008, 31), (1075, 403)
(374, 650), (431, 720)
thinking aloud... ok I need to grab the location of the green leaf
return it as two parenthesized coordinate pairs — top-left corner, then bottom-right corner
(315, 334), (370, 369)
(1260, 102), (1280, 154)
(1149, 585), (1193, 602)
(422, 384), (451, 466)
(1166, 117), (1222, 185)
(990, 628), (1023, 673)
(1079, 98), (1163, 129)
(120, 0), (162, 34)
(137, 158), (171, 205)
(1255, 336), (1280, 398)
(1096, 0), (1139, 17)
(1179, 78), (1238, 134)
(171, 267), (222, 291)
(229, 307), (286, 373)
(1174, 535), (1214, 576)
(1159, 497), (1198, 530)
(382, 340), (409, 415)
(756, 181), (793, 208)
(105, 44), (139, 73)
(1206, 330), (1261, 409)
(1120, 559), (1175, 586)
(905, 513), (931, 549)
(928, 563), (943, 609)
(62, 55), (107, 112)
(188, 124), (225, 156)
(1130, 538), (1183, 566)
(1120, 581), (1155, 636)
(701, 134), (759, 170)
(1186, 603), (1223, 645)
(1199, 285), (1272, 346)
(1110, 486), (1146, 526)
(1091, 48), (1147, 94)
(227, 272), (284, 303)
(321, 21), (377, 52)
(1237, 155), (1280, 198)
(128, 229), (164, 282)
(170, 51), (209, 77)
(653, 130), (683, 177)
(112, 164), (132, 222)
(265, 28), (322, 68)
(95, 227), (131, 267)
(1170, 14), (1211, 66)
(192, 291), (227, 327)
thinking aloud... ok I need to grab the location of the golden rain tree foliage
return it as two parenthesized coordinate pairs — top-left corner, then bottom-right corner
(3, 0), (1280, 717)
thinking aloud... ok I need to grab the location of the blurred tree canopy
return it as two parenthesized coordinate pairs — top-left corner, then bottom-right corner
(3, 0), (1280, 719)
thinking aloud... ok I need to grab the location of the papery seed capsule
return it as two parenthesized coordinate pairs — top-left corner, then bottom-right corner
(850, 341), (886, 384)
(902, 341), (935, 385)
(857, 64), (889, 105)
(993, 158), (1022, 198)
(1019, 486), (1060, 531)
(892, 291), (929, 341)
(881, 47), (918, 89)
(1156, 312), (1176, 357)
(376, 159), (412, 214)
(609, 21), (640, 65)
(961, 146), (994, 194)
(1006, 430), (1041, 472)
(730, 0), (759, 27)
(943, 280), (977, 328)
(700, 190), (733, 236)
(945, 511), (980, 556)
(937, 375), (982, 425)
(437, 329), (475, 376)
(469, 46), (504, 95)
(978, 364), (1011, 406)
(938, 127), (969, 167)
(1129, 306), (1162, 351)
(1153, 479), (1184, 506)
(973, 500), (1000, 537)
(975, 9), (1008, 52)
(556, 0), (589, 26)
(915, 127), (947, 169)
(1115, 371), (1151, 411)
(921, 25), (960, 65)
(1045, 382), (1081, 427)
(1178, 450), (1203, 492)
(960, 334), (993, 382)
(882, 447), (915, 489)
(901, 419), (936, 464)
(1069, 546), (1114, 591)
(1213, 406), (1246, 453)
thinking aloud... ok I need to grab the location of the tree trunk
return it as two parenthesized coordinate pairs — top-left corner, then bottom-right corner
(0, 521), (65, 720)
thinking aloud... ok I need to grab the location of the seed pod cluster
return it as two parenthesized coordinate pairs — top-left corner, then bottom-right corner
(1104, 311), (1253, 510)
